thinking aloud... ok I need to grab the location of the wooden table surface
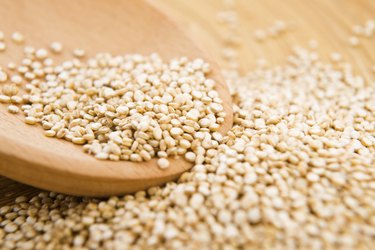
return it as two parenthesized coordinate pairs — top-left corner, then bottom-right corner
(1, 0), (375, 205)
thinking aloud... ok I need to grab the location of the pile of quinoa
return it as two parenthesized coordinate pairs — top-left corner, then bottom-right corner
(1, 1), (375, 249)
(1, 46), (225, 168)
(0, 46), (374, 249)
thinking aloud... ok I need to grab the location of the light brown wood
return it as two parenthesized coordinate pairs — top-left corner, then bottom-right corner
(1, 0), (375, 205)
(0, 0), (233, 197)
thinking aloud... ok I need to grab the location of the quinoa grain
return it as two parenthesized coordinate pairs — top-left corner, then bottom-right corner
(11, 32), (24, 44)
(0, 42), (6, 52)
(157, 158), (170, 169)
(7, 105), (19, 114)
(49, 42), (63, 54)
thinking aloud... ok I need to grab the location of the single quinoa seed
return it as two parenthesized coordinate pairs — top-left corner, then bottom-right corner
(349, 36), (359, 47)
(0, 41), (6, 52)
(50, 41), (63, 53)
(73, 48), (85, 58)
(0, 70), (8, 82)
(7, 104), (19, 114)
(11, 31), (25, 44)
(157, 158), (170, 169)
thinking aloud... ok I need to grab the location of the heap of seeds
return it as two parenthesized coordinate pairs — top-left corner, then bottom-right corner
(0, 41), (226, 167)
(0, 47), (374, 249)
(1, 1), (375, 248)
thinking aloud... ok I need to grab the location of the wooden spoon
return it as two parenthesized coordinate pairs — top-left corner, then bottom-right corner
(0, 0), (233, 196)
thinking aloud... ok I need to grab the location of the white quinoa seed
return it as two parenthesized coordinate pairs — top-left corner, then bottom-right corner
(7, 62), (16, 70)
(0, 70), (8, 82)
(10, 75), (22, 85)
(157, 158), (170, 169)
(0, 41), (6, 51)
(186, 109), (200, 121)
(11, 31), (24, 44)
(0, 94), (11, 103)
(73, 48), (85, 58)
(35, 48), (48, 60)
(7, 104), (19, 114)
(24, 116), (37, 125)
(185, 152), (196, 162)
(349, 36), (359, 47)
(50, 41), (63, 53)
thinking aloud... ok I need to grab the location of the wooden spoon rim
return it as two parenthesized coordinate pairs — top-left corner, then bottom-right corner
(0, 132), (187, 181)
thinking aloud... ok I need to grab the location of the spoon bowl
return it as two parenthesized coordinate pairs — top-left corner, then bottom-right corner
(0, 0), (232, 196)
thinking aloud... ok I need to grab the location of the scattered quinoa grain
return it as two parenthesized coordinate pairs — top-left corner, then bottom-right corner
(35, 49), (48, 60)
(10, 75), (22, 85)
(349, 36), (359, 47)
(254, 29), (267, 41)
(49, 42), (63, 53)
(1, 84), (19, 96)
(7, 105), (19, 114)
(7, 62), (16, 70)
(330, 52), (342, 62)
(73, 48), (85, 58)
(11, 32), (24, 44)
(0, 70), (8, 82)
(0, 42), (6, 52)
(0, 94), (11, 103)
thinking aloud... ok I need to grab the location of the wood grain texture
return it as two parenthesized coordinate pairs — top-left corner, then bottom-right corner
(1, 0), (375, 205)
(0, 0), (233, 198)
